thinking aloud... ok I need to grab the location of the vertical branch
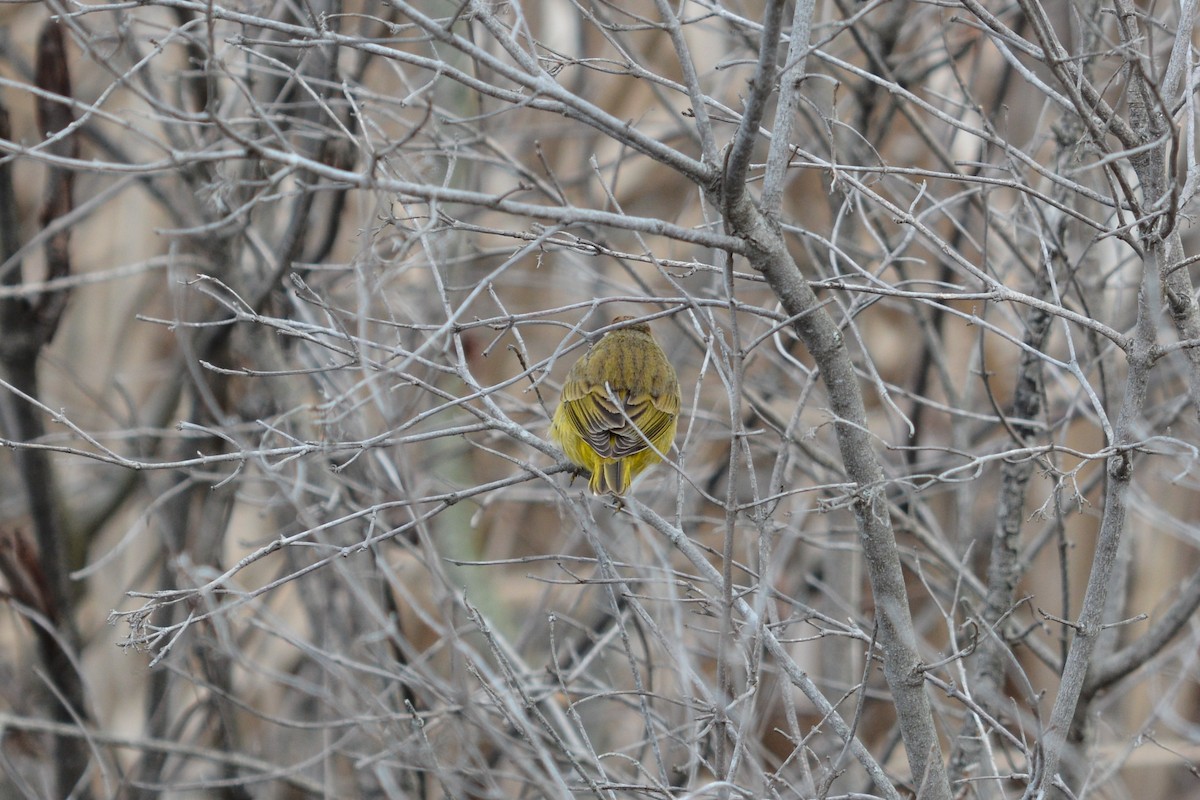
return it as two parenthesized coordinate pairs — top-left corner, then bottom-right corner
(1156, 0), (1200, 422)
(951, 2), (1103, 783)
(720, 0), (786, 217)
(760, 0), (816, 218)
(32, 21), (76, 340)
(1032, 1), (1166, 790)
(0, 19), (89, 798)
(716, 4), (950, 798)
(1032, 300), (1151, 797)
(651, 0), (719, 167)
(711, 3), (790, 785)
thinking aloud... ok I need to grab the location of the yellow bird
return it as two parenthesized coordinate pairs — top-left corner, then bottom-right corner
(551, 316), (681, 495)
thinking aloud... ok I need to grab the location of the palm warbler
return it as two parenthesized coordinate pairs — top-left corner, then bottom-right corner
(551, 316), (680, 495)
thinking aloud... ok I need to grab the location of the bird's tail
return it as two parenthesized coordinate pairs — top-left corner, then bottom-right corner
(596, 459), (630, 495)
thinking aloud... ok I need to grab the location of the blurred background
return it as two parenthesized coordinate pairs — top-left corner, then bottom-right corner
(1, 0), (1198, 797)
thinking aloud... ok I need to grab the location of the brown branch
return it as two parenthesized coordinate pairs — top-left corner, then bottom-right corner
(0, 20), (89, 798)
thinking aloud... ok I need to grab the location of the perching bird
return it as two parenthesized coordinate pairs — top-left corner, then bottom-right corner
(550, 316), (680, 495)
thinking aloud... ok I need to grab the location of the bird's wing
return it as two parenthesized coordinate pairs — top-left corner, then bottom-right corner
(563, 385), (675, 459)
